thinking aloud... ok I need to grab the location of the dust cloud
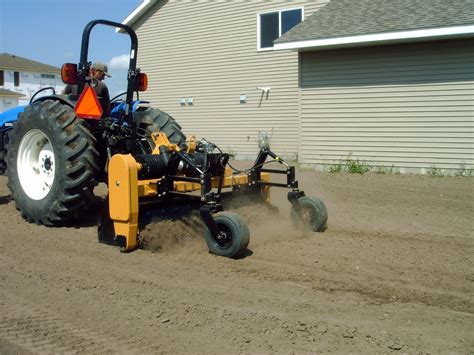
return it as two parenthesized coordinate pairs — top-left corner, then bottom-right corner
(139, 202), (305, 254)
(139, 211), (206, 254)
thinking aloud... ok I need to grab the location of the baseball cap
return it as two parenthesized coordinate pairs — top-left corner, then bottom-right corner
(91, 62), (111, 77)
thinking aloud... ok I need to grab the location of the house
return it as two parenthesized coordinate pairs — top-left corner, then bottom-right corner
(274, 0), (474, 174)
(122, 0), (474, 174)
(0, 88), (24, 113)
(0, 53), (64, 107)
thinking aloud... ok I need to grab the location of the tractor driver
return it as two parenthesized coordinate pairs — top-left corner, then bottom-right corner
(62, 61), (111, 117)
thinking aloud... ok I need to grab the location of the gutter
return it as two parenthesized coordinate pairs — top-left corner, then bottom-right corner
(0, 92), (25, 98)
(274, 25), (474, 51)
(118, 0), (157, 32)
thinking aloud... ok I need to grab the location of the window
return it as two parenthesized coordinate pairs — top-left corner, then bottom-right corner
(41, 73), (55, 79)
(0, 70), (4, 86)
(258, 8), (303, 50)
(14, 71), (20, 86)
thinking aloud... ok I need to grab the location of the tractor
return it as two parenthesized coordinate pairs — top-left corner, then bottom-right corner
(2, 20), (327, 258)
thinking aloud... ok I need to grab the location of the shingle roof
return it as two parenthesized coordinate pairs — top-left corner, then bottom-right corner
(0, 88), (25, 98)
(0, 53), (60, 73)
(277, 0), (474, 44)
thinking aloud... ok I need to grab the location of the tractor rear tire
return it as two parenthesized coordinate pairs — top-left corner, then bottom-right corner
(290, 196), (328, 232)
(204, 211), (250, 258)
(135, 108), (186, 149)
(6, 100), (99, 226)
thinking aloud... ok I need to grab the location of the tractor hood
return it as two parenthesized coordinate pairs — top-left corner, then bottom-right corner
(0, 106), (25, 127)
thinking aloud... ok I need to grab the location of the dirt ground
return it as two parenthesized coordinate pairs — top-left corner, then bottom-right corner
(0, 166), (473, 354)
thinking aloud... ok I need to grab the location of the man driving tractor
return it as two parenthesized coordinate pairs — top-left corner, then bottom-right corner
(62, 61), (111, 116)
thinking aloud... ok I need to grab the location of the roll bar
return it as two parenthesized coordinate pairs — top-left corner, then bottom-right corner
(78, 19), (139, 139)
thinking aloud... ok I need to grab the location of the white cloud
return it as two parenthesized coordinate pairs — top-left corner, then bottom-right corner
(108, 54), (130, 70)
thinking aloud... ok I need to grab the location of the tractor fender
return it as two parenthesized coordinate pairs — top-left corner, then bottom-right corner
(0, 106), (26, 127)
(0, 96), (75, 128)
(31, 94), (75, 109)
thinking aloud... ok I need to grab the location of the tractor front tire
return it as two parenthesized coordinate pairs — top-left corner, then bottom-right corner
(135, 108), (186, 149)
(6, 100), (99, 226)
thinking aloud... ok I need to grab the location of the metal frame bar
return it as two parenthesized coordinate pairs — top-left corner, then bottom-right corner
(78, 19), (139, 148)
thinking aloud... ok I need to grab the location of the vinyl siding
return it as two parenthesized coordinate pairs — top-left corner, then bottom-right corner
(300, 39), (474, 173)
(133, 0), (328, 159)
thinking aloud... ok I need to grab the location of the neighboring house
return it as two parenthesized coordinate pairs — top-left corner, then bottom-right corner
(0, 53), (64, 107)
(275, 0), (474, 174)
(0, 88), (24, 113)
(122, 0), (474, 174)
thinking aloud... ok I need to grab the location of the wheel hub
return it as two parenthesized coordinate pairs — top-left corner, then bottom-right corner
(17, 129), (56, 200)
(215, 228), (232, 248)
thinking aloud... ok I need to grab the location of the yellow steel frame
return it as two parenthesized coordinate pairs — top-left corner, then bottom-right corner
(108, 133), (270, 251)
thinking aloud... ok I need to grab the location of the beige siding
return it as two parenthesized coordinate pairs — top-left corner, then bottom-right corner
(133, 0), (328, 159)
(300, 39), (474, 173)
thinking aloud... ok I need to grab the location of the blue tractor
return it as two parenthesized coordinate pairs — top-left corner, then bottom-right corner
(0, 106), (24, 174)
(1, 19), (185, 226)
(1, 19), (327, 258)
(0, 89), (154, 174)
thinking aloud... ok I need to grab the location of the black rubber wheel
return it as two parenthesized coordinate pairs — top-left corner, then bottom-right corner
(6, 100), (99, 226)
(134, 107), (186, 149)
(204, 211), (250, 258)
(290, 196), (328, 232)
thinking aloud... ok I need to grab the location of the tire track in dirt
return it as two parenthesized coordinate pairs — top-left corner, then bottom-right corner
(0, 290), (139, 354)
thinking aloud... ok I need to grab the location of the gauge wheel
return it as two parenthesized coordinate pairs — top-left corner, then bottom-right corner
(290, 196), (328, 232)
(204, 211), (250, 258)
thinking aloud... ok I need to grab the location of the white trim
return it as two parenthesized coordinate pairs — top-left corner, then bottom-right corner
(257, 7), (304, 51)
(274, 25), (474, 51)
(278, 11), (282, 42)
(119, 0), (157, 32)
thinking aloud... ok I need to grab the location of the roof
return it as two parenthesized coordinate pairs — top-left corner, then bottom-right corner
(275, 0), (474, 50)
(121, 0), (157, 30)
(0, 88), (25, 98)
(0, 53), (60, 73)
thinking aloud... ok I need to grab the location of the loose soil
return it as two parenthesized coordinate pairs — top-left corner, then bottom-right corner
(0, 166), (473, 353)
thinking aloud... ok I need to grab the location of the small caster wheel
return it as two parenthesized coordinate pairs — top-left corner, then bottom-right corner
(290, 196), (328, 232)
(204, 211), (250, 258)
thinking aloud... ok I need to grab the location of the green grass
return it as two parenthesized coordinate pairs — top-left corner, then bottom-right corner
(344, 154), (371, 174)
(326, 163), (343, 173)
(323, 156), (473, 177)
(326, 154), (371, 174)
(374, 165), (400, 174)
(427, 165), (444, 177)
(454, 163), (473, 177)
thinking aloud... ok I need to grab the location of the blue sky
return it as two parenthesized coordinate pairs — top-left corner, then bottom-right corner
(0, 0), (142, 95)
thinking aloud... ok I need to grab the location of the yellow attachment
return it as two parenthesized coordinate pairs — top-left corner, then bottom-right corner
(151, 132), (180, 154)
(261, 173), (271, 203)
(186, 136), (197, 154)
(108, 154), (140, 251)
(136, 169), (271, 197)
(107, 151), (272, 252)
